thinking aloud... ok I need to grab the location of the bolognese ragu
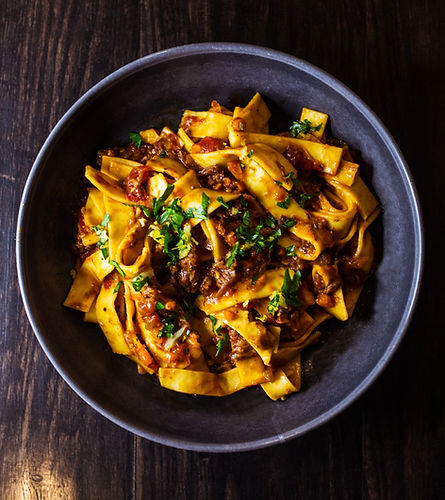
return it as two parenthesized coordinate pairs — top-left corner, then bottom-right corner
(64, 93), (379, 400)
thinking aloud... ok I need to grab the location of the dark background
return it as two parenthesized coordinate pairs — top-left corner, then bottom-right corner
(1, 1), (444, 499)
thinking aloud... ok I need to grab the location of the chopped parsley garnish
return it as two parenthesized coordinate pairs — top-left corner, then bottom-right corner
(209, 315), (217, 327)
(275, 180), (283, 187)
(217, 196), (230, 209)
(240, 161), (246, 169)
(285, 171), (301, 187)
(215, 325), (222, 336)
(152, 184), (175, 219)
(289, 119), (322, 138)
(267, 291), (285, 315)
(113, 281), (123, 294)
(132, 273), (150, 292)
(247, 149), (254, 158)
(174, 223), (196, 259)
(286, 245), (296, 257)
(157, 317), (176, 338)
(299, 191), (320, 208)
(110, 260), (125, 278)
(264, 215), (277, 228)
(91, 213), (110, 260)
(159, 198), (185, 231)
(215, 333), (229, 356)
(281, 269), (301, 307)
(251, 274), (259, 285)
(267, 269), (302, 315)
(239, 195), (248, 208)
(155, 301), (165, 310)
(159, 150), (167, 158)
(227, 241), (240, 268)
(187, 192), (210, 220)
(277, 194), (292, 209)
(129, 132), (142, 148)
(281, 218), (297, 228)
(140, 206), (152, 217)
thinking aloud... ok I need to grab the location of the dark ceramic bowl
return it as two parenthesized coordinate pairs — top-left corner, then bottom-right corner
(17, 43), (423, 452)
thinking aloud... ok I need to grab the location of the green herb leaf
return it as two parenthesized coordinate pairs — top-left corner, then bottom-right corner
(132, 273), (150, 291)
(227, 241), (240, 268)
(159, 150), (167, 158)
(275, 180), (283, 187)
(174, 223), (195, 259)
(281, 269), (301, 307)
(155, 301), (165, 310)
(264, 215), (277, 228)
(152, 184), (175, 219)
(217, 196), (230, 209)
(186, 192), (210, 220)
(141, 206), (152, 217)
(209, 315), (216, 327)
(285, 171), (301, 187)
(277, 195), (292, 209)
(240, 161), (246, 169)
(247, 149), (254, 158)
(239, 195), (248, 208)
(289, 119), (322, 138)
(251, 274), (259, 285)
(110, 260), (125, 278)
(129, 132), (142, 148)
(215, 333), (229, 356)
(281, 218), (296, 228)
(157, 317), (176, 338)
(286, 245), (296, 257)
(299, 191), (320, 208)
(267, 291), (285, 315)
(113, 281), (123, 294)
(100, 246), (109, 260)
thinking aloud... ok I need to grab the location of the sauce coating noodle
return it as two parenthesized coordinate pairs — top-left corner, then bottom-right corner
(64, 93), (379, 400)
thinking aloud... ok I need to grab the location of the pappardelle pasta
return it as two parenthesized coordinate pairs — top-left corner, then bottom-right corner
(64, 93), (379, 400)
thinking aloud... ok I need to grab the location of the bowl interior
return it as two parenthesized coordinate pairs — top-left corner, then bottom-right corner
(18, 45), (422, 451)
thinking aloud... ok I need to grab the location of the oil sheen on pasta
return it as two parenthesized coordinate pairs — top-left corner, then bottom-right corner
(64, 93), (379, 400)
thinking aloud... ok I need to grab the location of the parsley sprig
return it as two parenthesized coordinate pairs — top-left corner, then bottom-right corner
(148, 186), (210, 264)
(215, 332), (229, 356)
(289, 119), (322, 138)
(267, 269), (302, 315)
(225, 211), (297, 268)
(91, 214), (110, 259)
(90, 214), (126, 278)
(157, 316), (176, 338)
(129, 132), (142, 148)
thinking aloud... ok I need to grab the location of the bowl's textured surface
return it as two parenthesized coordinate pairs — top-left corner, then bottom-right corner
(17, 43), (423, 452)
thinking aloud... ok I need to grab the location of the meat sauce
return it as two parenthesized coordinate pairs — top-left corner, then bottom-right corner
(85, 128), (373, 370)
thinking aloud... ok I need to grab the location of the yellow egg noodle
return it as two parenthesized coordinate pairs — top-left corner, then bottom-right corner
(64, 93), (379, 400)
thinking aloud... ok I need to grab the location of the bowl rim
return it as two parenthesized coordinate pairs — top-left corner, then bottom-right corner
(16, 42), (424, 452)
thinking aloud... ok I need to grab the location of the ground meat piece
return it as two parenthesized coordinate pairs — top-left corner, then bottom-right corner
(283, 146), (322, 173)
(193, 164), (244, 193)
(228, 329), (255, 363)
(169, 245), (212, 294)
(97, 144), (155, 165)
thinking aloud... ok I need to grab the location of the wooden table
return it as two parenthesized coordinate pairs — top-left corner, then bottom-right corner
(1, 1), (443, 498)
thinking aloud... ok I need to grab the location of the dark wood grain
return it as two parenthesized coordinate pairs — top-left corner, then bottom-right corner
(1, 0), (444, 499)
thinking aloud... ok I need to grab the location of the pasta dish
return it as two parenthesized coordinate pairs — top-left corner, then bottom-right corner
(64, 93), (379, 400)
